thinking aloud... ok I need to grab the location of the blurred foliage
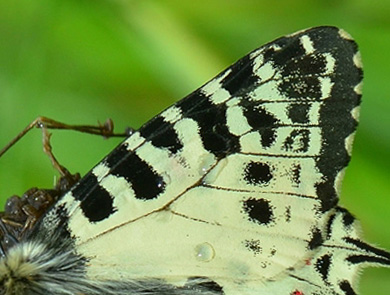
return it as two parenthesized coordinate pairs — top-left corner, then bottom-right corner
(0, 0), (389, 293)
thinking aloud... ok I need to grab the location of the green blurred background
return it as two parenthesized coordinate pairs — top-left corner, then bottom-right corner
(0, 0), (389, 293)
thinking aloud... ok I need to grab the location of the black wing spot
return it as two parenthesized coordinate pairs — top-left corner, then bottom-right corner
(240, 103), (279, 130)
(106, 145), (165, 201)
(315, 254), (331, 283)
(287, 102), (311, 124)
(139, 116), (183, 154)
(244, 239), (262, 255)
(316, 182), (339, 212)
(180, 92), (240, 159)
(337, 207), (355, 228)
(72, 173), (116, 222)
(285, 206), (292, 223)
(221, 54), (258, 95)
(308, 228), (323, 250)
(283, 129), (310, 153)
(279, 76), (321, 99)
(259, 128), (277, 148)
(339, 280), (357, 295)
(282, 54), (327, 77)
(290, 163), (301, 186)
(269, 37), (305, 66)
(244, 161), (273, 185)
(325, 212), (336, 240)
(242, 198), (274, 225)
(240, 103), (279, 149)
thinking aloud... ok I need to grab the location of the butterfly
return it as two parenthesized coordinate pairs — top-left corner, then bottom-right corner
(0, 26), (389, 295)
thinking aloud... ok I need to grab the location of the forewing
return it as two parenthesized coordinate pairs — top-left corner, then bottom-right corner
(36, 26), (362, 293)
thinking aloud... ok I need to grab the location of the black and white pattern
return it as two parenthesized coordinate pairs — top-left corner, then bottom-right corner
(1, 26), (389, 295)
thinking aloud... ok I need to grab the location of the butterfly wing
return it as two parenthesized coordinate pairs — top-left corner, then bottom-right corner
(31, 26), (370, 295)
